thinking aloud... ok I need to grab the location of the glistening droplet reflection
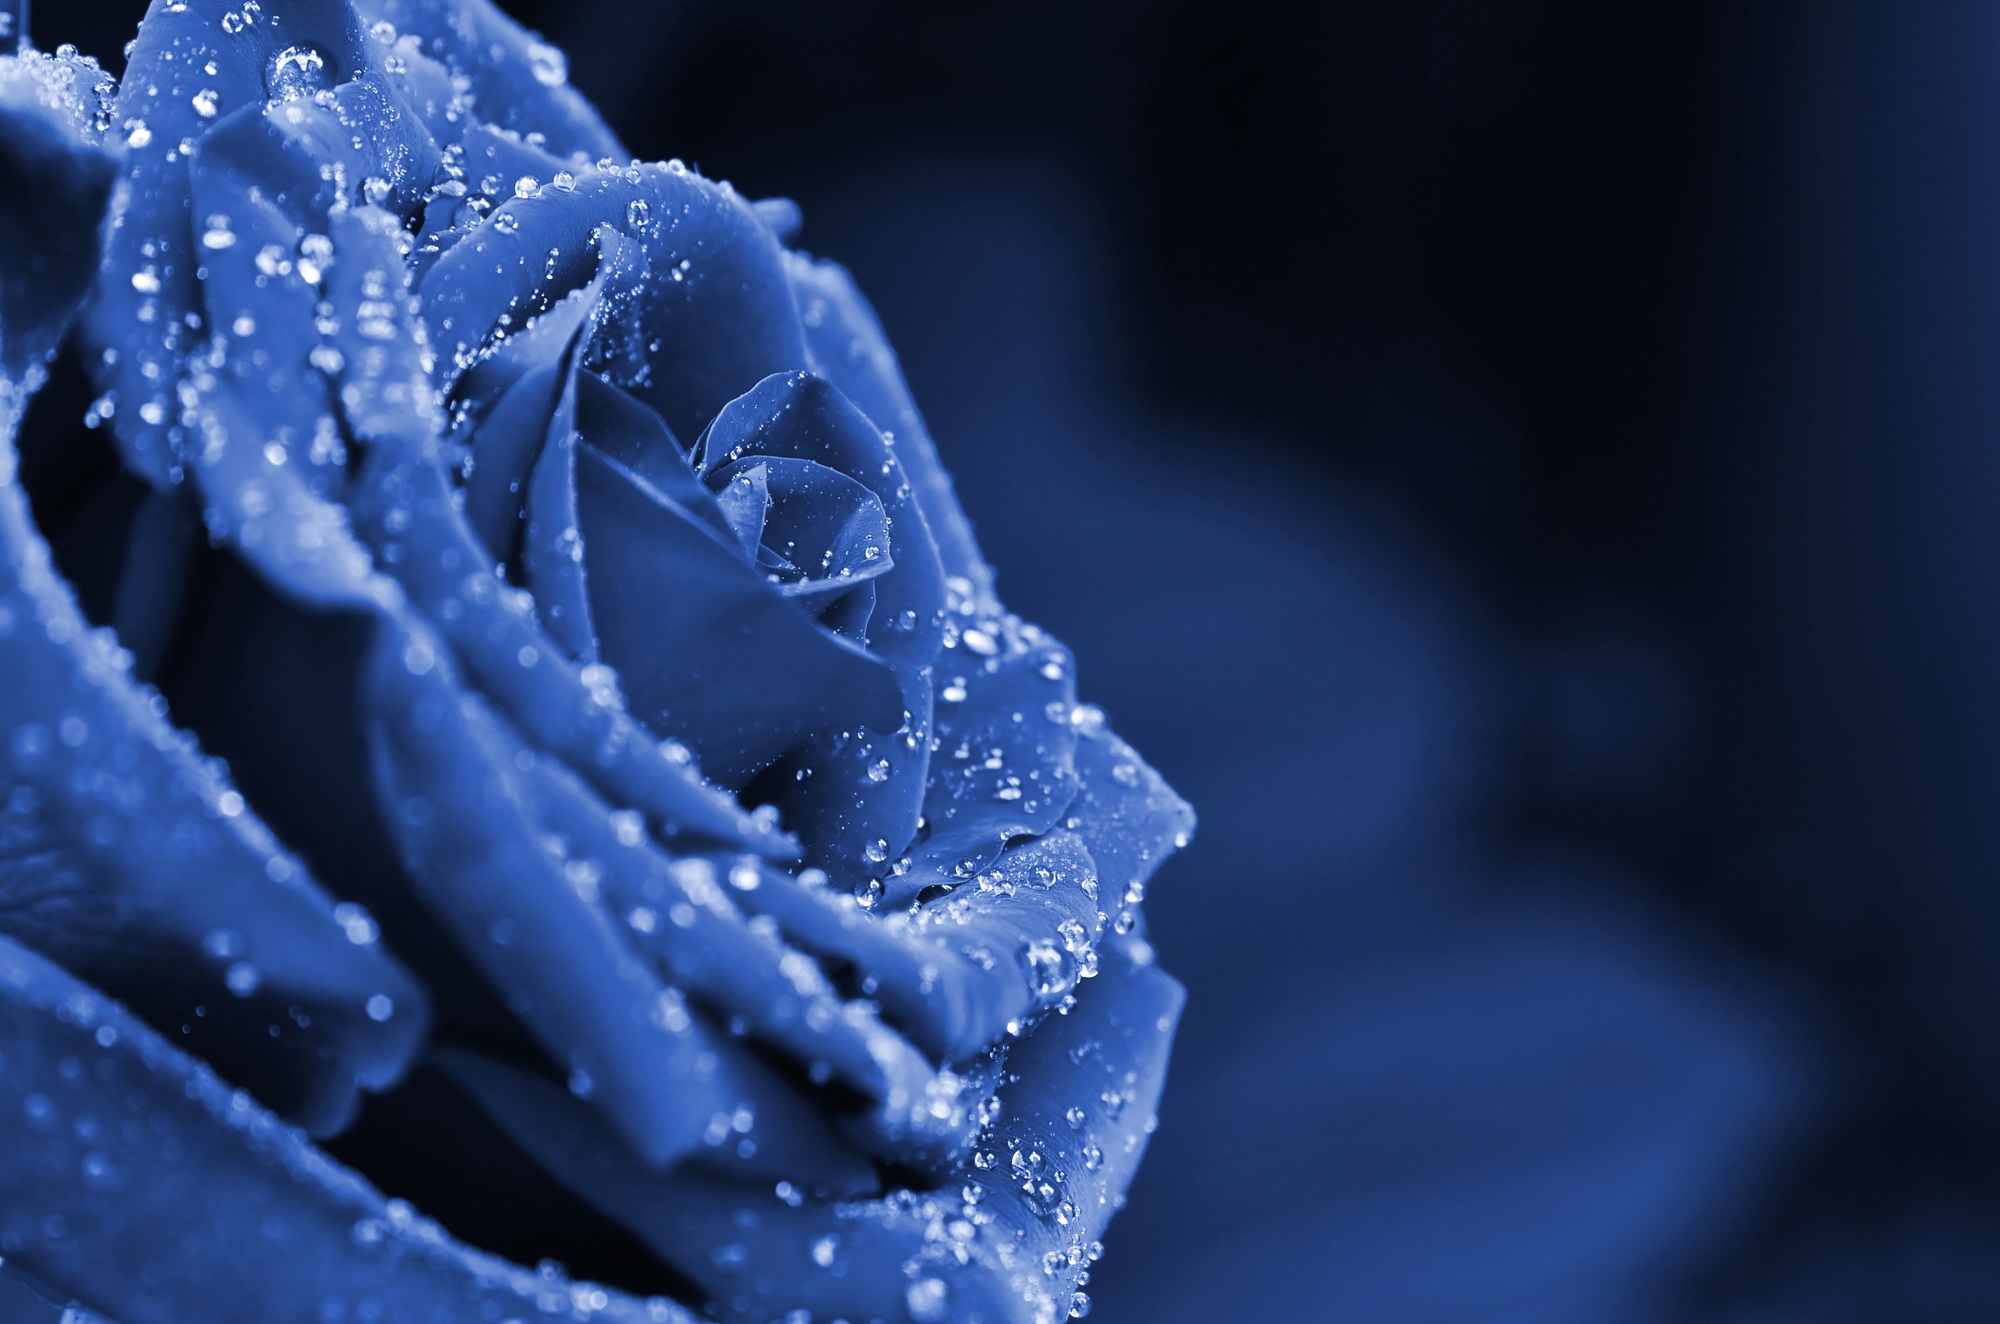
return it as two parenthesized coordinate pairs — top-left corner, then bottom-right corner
(265, 43), (332, 102)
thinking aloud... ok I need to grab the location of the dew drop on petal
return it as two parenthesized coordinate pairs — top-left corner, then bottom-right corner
(266, 44), (331, 101)
(905, 1279), (950, 1322)
(526, 41), (568, 87)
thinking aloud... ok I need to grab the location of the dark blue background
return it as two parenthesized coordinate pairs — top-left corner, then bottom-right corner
(42, 3), (2000, 1318)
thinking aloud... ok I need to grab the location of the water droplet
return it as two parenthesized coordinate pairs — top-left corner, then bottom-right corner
(513, 176), (539, 199)
(626, 199), (651, 229)
(81, 1152), (120, 1191)
(866, 758), (891, 783)
(332, 902), (378, 946)
(905, 1279), (950, 1322)
(365, 994), (394, 1022)
(266, 44), (331, 101)
(525, 41), (568, 87)
(202, 929), (245, 961)
(1023, 939), (1071, 999)
(225, 962), (262, 997)
(191, 88), (220, 118)
(809, 1234), (838, 1268)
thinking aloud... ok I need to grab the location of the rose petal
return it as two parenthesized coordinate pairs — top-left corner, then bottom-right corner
(326, 208), (784, 853)
(702, 371), (947, 880)
(704, 454), (895, 612)
(425, 162), (807, 443)
(0, 50), (115, 382)
(575, 439), (905, 784)
(521, 378), (597, 659)
(88, 0), (420, 486)
(518, 751), (943, 1128)
(353, 0), (624, 163)
(728, 834), (1105, 1067)
(436, 933), (1180, 1324)
(4, 312), (425, 1141)
(1065, 721), (1195, 930)
(362, 615), (811, 1168)
(0, 933), (688, 1324)
(886, 619), (1081, 910)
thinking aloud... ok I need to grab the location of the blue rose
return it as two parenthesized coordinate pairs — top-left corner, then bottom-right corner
(0, 5), (1191, 1323)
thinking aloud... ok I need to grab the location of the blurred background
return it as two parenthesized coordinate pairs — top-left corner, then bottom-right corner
(47, 2), (2000, 1319)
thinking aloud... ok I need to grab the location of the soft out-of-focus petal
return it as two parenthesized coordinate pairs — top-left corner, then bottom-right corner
(0, 452), (426, 1133)
(0, 50), (116, 382)
(0, 933), (688, 1324)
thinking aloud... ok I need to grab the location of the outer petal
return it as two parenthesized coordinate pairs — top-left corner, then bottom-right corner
(1, 50), (426, 1136)
(352, 0), (624, 162)
(425, 161), (808, 443)
(0, 933), (692, 1324)
(0, 50), (116, 382)
(887, 617), (1081, 910)
(442, 934), (1181, 1324)
(88, 0), (374, 485)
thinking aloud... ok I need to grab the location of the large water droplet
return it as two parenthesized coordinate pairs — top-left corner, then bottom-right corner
(525, 40), (568, 87)
(809, 1234), (838, 1268)
(905, 1278), (950, 1322)
(266, 43), (332, 101)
